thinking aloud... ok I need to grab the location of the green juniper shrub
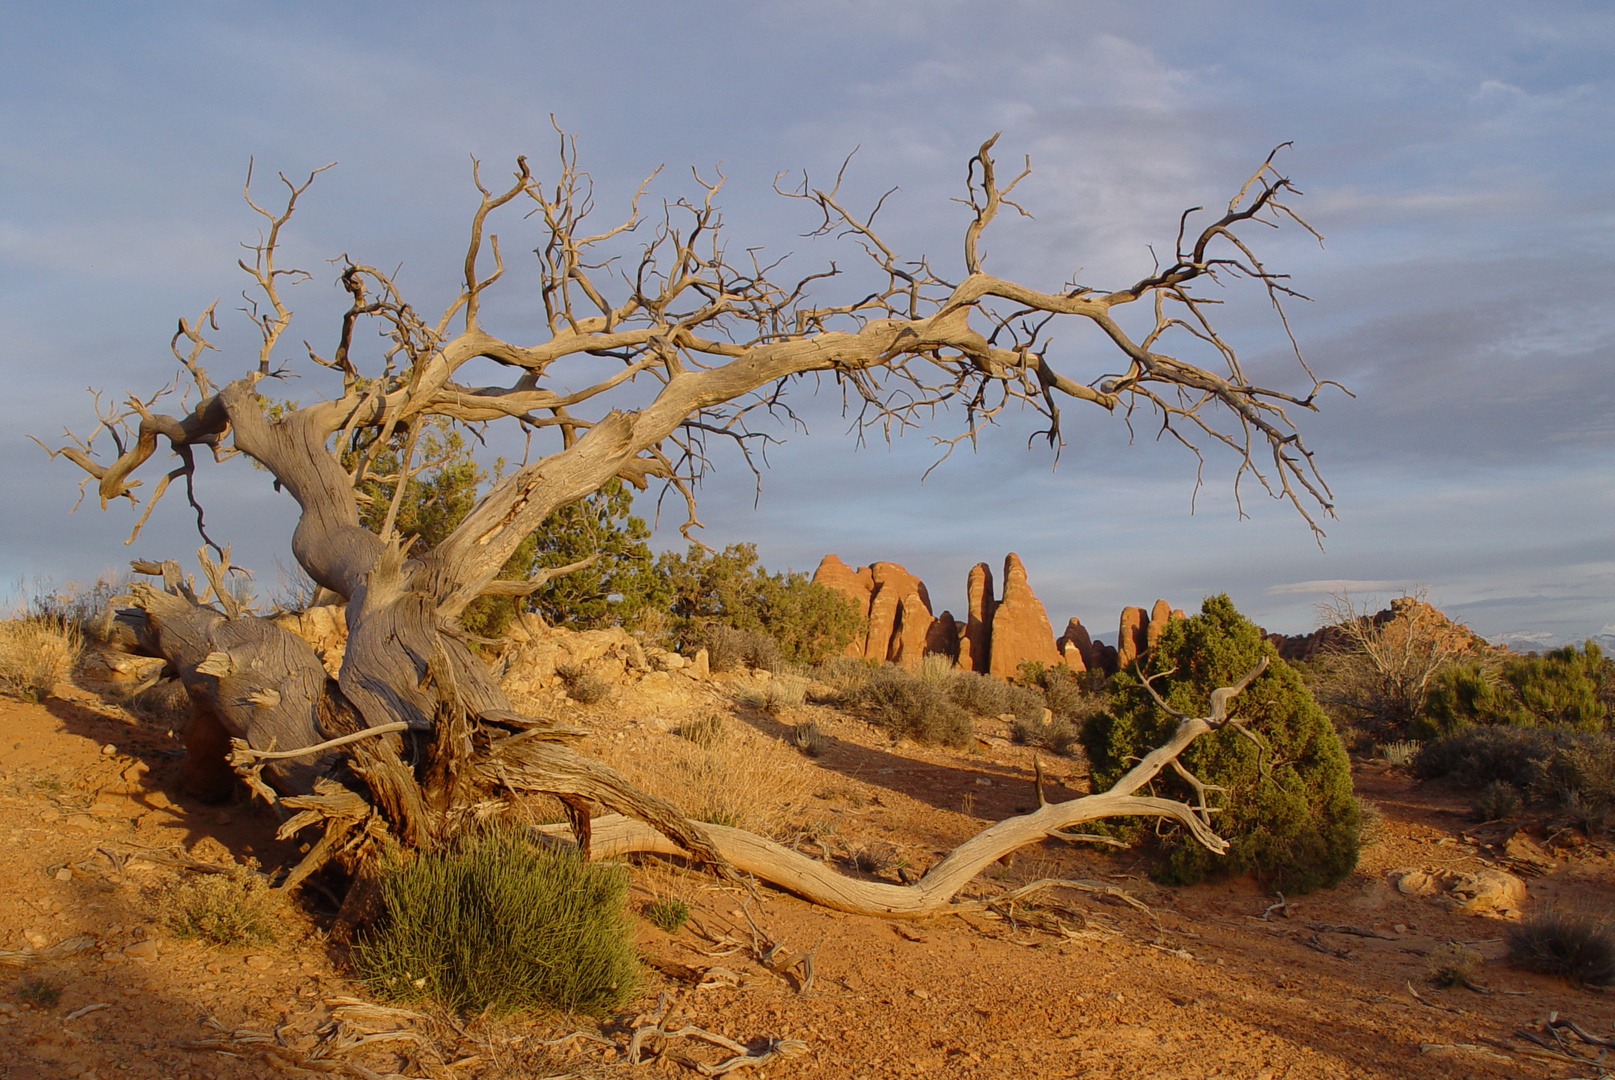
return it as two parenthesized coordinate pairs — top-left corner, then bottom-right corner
(1080, 594), (1360, 893)
(660, 543), (863, 665)
(1507, 910), (1615, 986)
(1410, 725), (1553, 790)
(1422, 642), (1609, 737)
(851, 665), (973, 748)
(355, 829), (639, 1016)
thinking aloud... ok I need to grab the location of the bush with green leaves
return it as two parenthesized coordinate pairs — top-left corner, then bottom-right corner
(1081, 595), (1359, 893)
(351, 424), (666, 638)
(849, 664), (973, 748)
(660, 543), (863, 665)
(355, 830), (638, 1016)
(1422, 642), (1609, 737)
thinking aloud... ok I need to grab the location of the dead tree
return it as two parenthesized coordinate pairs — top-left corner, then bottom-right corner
(44, 133), (1333, 909)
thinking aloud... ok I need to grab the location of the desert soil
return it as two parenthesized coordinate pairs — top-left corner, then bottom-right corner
(2, 673), (1614, 1080)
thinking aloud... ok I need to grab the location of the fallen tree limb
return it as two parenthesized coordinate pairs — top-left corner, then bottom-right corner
(537, 660), (1267, 918)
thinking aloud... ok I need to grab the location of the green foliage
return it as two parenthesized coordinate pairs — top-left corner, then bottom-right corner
(351, 424), (663, 637)
(168, 867), (280, 945)
(1423, 643), (1609, 736)
(659, 543), (863, 664)
(1507, 911), (1615, 986)
(643, 898), (691, 934)
(355, 829), (638, 1016)
(1081, 595), (1360, 893)
(849, 665), (973, 748)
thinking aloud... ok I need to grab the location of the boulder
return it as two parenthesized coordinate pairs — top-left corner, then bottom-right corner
(986, 554), (1062, 679)
(1393, 867), (1527, 919)
(962, 562), (995, 674)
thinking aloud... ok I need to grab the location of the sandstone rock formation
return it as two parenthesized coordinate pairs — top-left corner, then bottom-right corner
(1116, 606), (1149, 671)
(962, 563), (995, 674)
(987, 554), (1063, 679)
(1057, 617), (1094, 673)
(1146, 599), (1173, 651)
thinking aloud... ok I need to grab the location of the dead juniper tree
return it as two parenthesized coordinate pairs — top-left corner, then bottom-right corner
(43, 133), (1334, 916)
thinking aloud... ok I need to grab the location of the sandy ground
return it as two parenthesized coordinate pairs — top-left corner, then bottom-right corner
(2, 674), (1614, 1080)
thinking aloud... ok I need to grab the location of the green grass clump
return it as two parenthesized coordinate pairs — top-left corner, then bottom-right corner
(1082, 594), (1360, 894)
(355, 829), (638, 1016)
(643, 898), (691, 934)
(168, 868), (279, 945)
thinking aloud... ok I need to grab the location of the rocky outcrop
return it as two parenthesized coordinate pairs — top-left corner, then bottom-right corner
(1116, 606), (1149, 672)
(1267, 596), (1498, 664)
(812, 556), (935, 670)
(1057, 617), (1094, 673)
(1146, 599), (1173, 651)
(962, 563), (995, 674)
(987, 554), (1063, 679)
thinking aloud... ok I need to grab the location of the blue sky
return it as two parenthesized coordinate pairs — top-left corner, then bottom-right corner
(4, 1), (1613, 646)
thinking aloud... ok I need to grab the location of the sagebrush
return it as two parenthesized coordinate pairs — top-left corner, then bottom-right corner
(168, 867), (280, 945)
(0, 617), (79, 703)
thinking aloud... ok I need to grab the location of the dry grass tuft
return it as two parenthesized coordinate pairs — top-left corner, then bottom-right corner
(597, 719), (816, 839)
(0, 617), (80, 703)
(1507, 910), (1615, 986)
(555, 661), (612, 705)
(168, 867), (281, 946)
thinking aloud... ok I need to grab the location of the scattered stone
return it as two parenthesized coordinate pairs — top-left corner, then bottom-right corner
(123, 939), (157, 962)
(244, 954), (274, 971)
(100, 744), (117, 757)
(1392, 867), (1526, 919)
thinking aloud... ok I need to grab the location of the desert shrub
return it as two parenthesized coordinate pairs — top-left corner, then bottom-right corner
(811, 655), (877, 697)
(16, 975), (62, 1010)
(1471, 780), (1522, 823)
(850, 665), (973, 748)
(738, 674), (807, 713)
(1427, 942), (1483, 988)
(700, 624), (781, 673)
(1009, 716), (1080, 757)
(1415, 725), (1615, 825)
(555, 661), (611, 705)
(788, 722), (829, 757)
(642, 897), (691, 934)
(918, 652), (957, 688)
(946, 670), (1043, 722)
(1081, 594), (1360, 893)
(1411, 725), (1552, 790)
(949, 670), (1014, 716)
(660, 543), (863, 664)
(1507, 910), (1615, 986)
(168, 867), (280, 945)
(673, 713), (727, 749)
(1424, 643), (1608, 736)
(0, 617), (80, 702)
(355, 829), (638, 1016)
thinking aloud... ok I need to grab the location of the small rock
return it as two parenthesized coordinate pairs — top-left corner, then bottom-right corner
(54, 867), (73, 882)
(24, 930), (49, 948)
(88, 802), (121, 817)
(244, 954), (274, 971)
(101, 744), (117, 757)
(1393, 923), (1408, 934)
(38, 809), (60, 824)
(124, 939), (157, 962)
(205, 961), (225, 974)
(912, 988), (931, 999)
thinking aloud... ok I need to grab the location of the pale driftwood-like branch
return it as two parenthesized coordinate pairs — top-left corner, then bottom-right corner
(540, 662), (1268, 919)
(226, 722), (409, 765)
